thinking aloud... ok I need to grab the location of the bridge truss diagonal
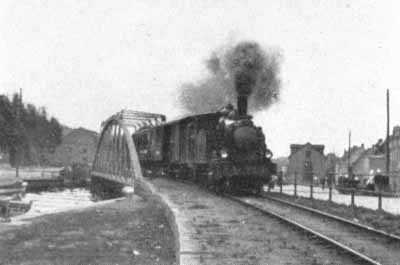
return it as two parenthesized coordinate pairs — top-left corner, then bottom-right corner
(91, 109), (166, 189)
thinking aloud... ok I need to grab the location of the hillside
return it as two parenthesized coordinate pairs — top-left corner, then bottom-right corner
(51, 127), (98, 166)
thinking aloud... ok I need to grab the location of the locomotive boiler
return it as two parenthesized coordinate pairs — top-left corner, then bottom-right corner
(132, 93), (276, 194)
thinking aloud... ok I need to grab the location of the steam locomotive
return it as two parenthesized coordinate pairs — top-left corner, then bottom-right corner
(132, 94), (276, 194)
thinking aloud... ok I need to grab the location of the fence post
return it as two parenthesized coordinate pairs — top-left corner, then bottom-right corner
(351, 188), (355, 207)
(378, 191), (382, 211)
(280, 177), (283, 194)
(310, 182), (314, 200)
(1, 200), (11, 222)
(294, 171), (297, 198)
(328, 184), (332, 202)
(5, 201), (10, 220)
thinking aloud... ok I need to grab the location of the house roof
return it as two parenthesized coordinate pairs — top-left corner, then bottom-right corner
(134, 112), (223, 134)
(289, 142), (325, 157)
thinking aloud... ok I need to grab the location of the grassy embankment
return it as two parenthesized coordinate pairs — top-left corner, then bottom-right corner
(0, 196), (176, 265)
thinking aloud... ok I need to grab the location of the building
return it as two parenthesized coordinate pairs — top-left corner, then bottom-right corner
(389, 126), (400, 173)
(325, 153), (339, 173)
(287, 143), (326, 184)
(337, 143), (382, 177)
(351, 152), (385, 185)
(337, 144), (366, 176)
(386, 126), (400, 191)
(52, 127), (98, 167)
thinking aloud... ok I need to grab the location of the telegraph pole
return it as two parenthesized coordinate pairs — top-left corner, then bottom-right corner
(347, 130), (351, 178)
(386, 89), (390, 176)
(15, 88), (22, 178)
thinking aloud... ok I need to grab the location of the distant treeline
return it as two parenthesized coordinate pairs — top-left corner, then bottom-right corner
(0, 93), (62, 166)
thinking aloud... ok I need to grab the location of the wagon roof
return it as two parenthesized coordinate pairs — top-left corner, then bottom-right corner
(133, 112), (222, 134)
(162, 112), (222, 126)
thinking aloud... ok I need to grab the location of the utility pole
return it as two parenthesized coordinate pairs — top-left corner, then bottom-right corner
(347, 130), (351, 179)
(15, 88), (22, 179)
(386, 89), (390, 176)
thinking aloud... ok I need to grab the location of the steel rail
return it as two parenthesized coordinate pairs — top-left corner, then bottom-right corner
(224, 194), (381, 265)
(264, 193), (400, 242)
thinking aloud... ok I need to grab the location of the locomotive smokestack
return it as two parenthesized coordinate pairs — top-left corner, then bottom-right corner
(237, 95), (248, 116)
(235, 71), (253, 116)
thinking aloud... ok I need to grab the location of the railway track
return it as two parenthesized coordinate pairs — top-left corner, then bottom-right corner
(262, 193), (400, 242)
(225, 193), (400, 265)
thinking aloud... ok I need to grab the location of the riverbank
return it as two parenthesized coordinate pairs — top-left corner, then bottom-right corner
(0, 195), (176, 265)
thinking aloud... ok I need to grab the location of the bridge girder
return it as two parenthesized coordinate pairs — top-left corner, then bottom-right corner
(91, 110), (166, 192)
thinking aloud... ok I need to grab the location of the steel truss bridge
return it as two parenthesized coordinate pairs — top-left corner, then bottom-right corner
(91, 110), (165, 193)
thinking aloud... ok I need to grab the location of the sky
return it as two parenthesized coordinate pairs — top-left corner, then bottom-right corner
(0, 0), (399, 157)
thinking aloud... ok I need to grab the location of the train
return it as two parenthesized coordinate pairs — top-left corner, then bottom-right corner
(132, 94), (277, 194)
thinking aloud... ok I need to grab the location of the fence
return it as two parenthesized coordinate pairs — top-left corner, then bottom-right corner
(269, 172), (400, 214)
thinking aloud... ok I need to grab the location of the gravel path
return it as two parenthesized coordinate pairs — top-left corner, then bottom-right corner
(149, 178), (361, 265)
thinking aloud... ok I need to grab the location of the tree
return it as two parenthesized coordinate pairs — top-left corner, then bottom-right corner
(0, 93), (63, 166)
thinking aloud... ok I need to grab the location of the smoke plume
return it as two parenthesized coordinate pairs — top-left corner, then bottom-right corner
(178, 41), (282, 114)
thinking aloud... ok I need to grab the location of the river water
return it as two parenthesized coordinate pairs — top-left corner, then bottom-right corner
(10, 188), (102, 223)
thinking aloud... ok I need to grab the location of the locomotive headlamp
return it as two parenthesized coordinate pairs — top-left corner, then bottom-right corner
(265, 150), (273, 159)
(221, 149), (228, 158)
